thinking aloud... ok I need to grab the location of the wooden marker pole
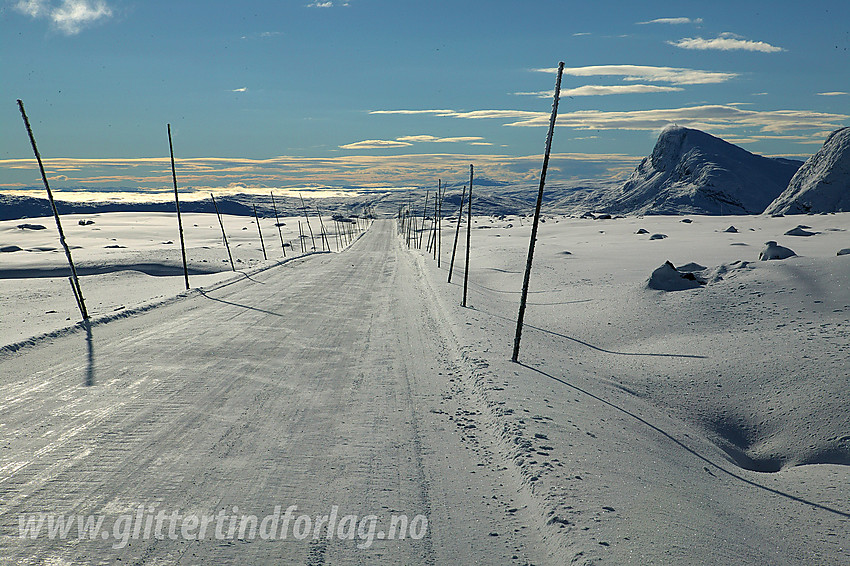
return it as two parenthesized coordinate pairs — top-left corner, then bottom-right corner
(512, 62), (565, 363)
(253, 204), (267, 260)
(419, 191), (429, 249)
(298, 221), (305, 253)
(167, 124), (190, 290)
(431, 180), (440, 259)
(210, 194), (235, 271)
(17, 99), (89, 320)
(447, 185), (466, 283)
(315, 206), (329, 251)
(462, 164), (473, 307)
(437, 183), (443, 267)
(299, 193), (316, 251)
(270, 192), (286, 257)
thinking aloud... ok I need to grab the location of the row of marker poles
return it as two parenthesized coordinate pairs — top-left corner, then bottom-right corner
(17, 101), (309, 320)
(391, 61), (563, 360)
(397, 167), (472, 308)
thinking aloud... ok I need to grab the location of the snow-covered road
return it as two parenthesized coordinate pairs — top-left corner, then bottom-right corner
(0, 220), (543, 564)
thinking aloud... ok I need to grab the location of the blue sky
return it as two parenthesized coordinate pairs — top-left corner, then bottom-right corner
(1, 0), (848, 199)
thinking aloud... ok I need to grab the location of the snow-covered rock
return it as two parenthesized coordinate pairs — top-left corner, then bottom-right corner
(784, 225), (818, 237)
(606, 126), (802, 215)
(759, 241), (796, 260)
(765, 127), (850, 215)
(647, 260), (703, 291)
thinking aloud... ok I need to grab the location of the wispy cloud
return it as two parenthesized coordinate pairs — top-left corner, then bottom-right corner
(339, 140), (412, 149)
(340, 134), (486, 149)
(372, 105), (848, 134)
(13, 0), (113, 35)
(306, 1), (349, 7)
(0, 153), (642, 192)
(369, 109), (456, 116)
(534, 64), (737, 85)
(637, 17), (703, 25)
(515, 84), (683, 98)
(817, 91), (848, 96)
(241, 31), (284, 40)
(668, 33), (784, 53)
(395, 135), (484, 143)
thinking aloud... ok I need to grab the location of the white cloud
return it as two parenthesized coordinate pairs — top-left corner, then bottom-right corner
(637, 17), (703, 25)
(13, 0), (113, 35)
(668, 33), (784, 53)
(372, 105), (848, 135)
(0, 152), (643, 190)
(340, 135), (486, 150)
(242, 31), (284, 40)
(516, 84), (683, 98)
(306, 1), (334, 7)
(396, 135), (484, 143)
(14, 0), (48, 17)
(370, 109), (457, 116)
(534, 64), (737, 85)
(339, 140), (412, 150)
(573, 32), (591, 36)
(817, 91), (849, 96)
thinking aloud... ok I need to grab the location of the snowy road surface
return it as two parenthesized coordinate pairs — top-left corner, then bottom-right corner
(0, 220), (543, 564)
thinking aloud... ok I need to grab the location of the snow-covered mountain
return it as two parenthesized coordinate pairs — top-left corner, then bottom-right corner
(764, 127), (850, 215)
(597, 125), (802, 215)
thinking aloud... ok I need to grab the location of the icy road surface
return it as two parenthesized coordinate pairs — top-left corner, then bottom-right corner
(0, 220), (543, 565)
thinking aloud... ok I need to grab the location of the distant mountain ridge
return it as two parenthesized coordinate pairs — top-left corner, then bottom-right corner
(765, 127), (850, 214)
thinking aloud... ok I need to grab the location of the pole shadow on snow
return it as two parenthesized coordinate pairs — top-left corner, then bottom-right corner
(522, 320), (707, 359)
(197, 289), (284, 317)
(478, 308), (706, 359)
(234, 271), (265, 284)
(84, 320), (94, 387)
(517, 362), (850, 519)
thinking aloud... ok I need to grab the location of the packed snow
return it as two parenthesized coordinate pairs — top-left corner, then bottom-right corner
(1, 208), (848, 564)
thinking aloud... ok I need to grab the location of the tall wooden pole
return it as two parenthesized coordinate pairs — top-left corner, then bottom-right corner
(210, 194), (235, 271)
(437, 182), (443, 267)
(253, 204), (267, 260)
(512, 62), (565, 363)
(298, 221), (305, 253)
(167, 124), (190, 290)
(419, 191), (429, 249)
(315, 206), (329, 251)
(431, 180), (440, 259)
(298, 193), (316, 251)
(270, 192), (286, 257)
(447, 185), (466, 283)
(17, 99), (89, 321)
(462, 164), (473, 307)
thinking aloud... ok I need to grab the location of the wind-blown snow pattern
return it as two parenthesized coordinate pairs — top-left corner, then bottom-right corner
(604, 125), (801, 215)
(765, 127), (850, 215)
